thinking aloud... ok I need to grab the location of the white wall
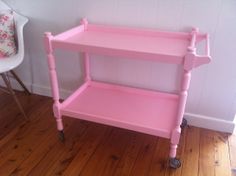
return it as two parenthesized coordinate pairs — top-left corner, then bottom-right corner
(3, 0), (236, 133)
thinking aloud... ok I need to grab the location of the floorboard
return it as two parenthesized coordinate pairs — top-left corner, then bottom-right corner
(0, 91), (233, 176)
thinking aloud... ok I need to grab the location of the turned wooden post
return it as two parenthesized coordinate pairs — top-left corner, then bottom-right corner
(80, 18), (91, 82)
(44, 32), (63, 131)
(169, 28), (198, 158)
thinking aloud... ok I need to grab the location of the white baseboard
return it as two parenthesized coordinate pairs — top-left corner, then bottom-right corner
(184, 113), (235, 133)
(0, 78), (32, 93)
(1, 79), (235, 133)
(31, 83), (72, 99)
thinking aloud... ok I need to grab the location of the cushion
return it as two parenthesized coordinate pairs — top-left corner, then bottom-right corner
(0, 10), (16, 58)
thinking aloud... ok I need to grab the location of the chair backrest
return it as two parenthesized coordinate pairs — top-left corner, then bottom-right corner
(0, 0), (29, 73)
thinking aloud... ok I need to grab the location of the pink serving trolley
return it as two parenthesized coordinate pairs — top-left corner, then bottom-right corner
(44, 18), (211, 168)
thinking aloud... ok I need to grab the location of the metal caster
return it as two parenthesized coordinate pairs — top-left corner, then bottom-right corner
(58, 130), (65, 142)
(169, 158), (181, 169)
(180, 118), (187, 129)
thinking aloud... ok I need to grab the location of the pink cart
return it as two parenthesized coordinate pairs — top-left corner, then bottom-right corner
(44, 18), (211, 168)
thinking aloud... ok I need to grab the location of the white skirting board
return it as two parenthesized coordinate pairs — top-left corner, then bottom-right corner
(1, 79), (235, 134)
(31, 83), (72, 100)
(184, 113), (235, 133)
(0, 78), (32, 93)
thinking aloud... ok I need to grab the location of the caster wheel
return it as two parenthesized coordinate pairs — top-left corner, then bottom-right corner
(180, 118), (187, 129)
(58, 130), (65, 142)
(169, 158), (181, 169)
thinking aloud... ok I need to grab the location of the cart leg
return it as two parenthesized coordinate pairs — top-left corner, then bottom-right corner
(55, 116), (63, 133)
(168, 31), (196, 169)
(53, 104), (64, 142)
(169, 126), (182, 169)
(169, 144), (181, 168)
(168, 69), (191, 169)
(56, 116), (65, 142)
(169, 144), (177, 158)
(55, 115), (65, 142)
(84, 52), (91, 82)
(45, 33), (64, 142)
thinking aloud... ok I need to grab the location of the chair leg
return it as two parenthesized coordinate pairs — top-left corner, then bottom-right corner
(1, 73), (28, 120)
(10, 70), (30, 95)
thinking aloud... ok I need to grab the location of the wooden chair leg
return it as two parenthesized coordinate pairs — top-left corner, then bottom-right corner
(1, 73), (28, 120)
(10, 70), (30, 95)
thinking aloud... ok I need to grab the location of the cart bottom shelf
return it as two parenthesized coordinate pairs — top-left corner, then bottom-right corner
(61, 81), (179, 138)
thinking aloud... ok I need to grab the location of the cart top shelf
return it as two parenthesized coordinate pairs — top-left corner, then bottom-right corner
(46, 18), (211, 68)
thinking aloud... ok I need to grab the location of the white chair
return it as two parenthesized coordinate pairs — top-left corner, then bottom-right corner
(0, 0), (29, 119)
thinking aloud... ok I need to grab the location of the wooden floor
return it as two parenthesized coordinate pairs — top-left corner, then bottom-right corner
(0, 91), (235, 176)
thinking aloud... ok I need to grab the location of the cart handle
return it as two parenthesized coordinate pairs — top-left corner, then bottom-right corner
(184, 29), (211, 71)
(194, 33), (211, 68)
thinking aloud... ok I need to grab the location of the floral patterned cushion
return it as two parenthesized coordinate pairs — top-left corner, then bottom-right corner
(0, 10), (16, 58)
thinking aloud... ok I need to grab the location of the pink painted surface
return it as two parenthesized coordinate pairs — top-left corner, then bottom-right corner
(65, 30), (189, 56)
(44, 19), (211, 160)
(52, 22), (210, 65)
(84, 52), (91, 82)
(61, 81), (179, 138)
(169, 70), (191, 158)
(44, 32), (63, 131)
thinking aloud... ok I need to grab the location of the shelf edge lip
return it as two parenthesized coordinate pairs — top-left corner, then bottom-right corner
(51, 40), (184, 65)
(60, 110), (171, 139)
(53, 24), (85, 41)
(87, 24), (191, 39)
(89, 81), (179, 100)
(51, 23), (208, 43)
